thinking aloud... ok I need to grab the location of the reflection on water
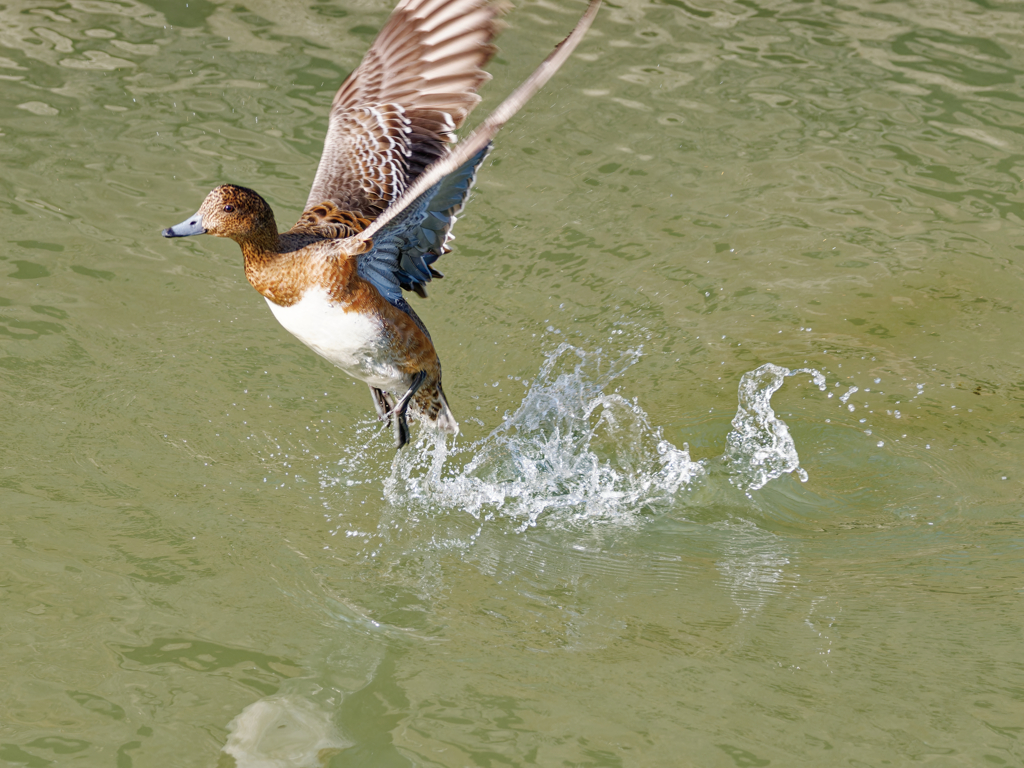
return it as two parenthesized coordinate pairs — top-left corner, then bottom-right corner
(713, 518), (793, 617)
(223, 694), (348, 768)
(2, 0), (1024, 764)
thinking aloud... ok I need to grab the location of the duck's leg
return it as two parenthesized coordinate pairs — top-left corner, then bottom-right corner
(392, 371), (427, 449)
(369, 386), (395, 425)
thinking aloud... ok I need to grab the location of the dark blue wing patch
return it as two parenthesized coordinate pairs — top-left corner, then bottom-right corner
(356, 144), (491, 306)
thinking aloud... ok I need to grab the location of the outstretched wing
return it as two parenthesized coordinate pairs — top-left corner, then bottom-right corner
(352, 0), (601, 309)
(356, 145), (490, 304)
(357, 0), (601, 242)
(304, 0), (504, 219)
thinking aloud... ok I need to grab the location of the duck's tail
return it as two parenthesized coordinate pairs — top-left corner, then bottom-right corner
(412, 381), (459, 435)
(433, 387), (459, 435)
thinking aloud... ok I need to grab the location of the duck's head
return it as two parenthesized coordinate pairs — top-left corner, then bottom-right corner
(163, 185), (277, 243)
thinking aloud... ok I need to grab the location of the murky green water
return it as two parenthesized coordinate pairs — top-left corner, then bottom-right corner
(2, 0), (1023, 765)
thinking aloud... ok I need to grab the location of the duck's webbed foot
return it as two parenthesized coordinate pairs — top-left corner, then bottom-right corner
(392, 371), (427, 449)
(370, 386), (395, 425)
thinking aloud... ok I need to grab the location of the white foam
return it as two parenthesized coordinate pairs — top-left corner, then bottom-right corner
(334, 346), (828, 530)
(381, 344), (704, 531)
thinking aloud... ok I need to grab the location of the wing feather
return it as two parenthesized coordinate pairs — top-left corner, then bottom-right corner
(355, 145), (490, 302)
(351, 0), (601, 308)
(304, 0), (504, 216)
(299, 0), (600, 319)
(357, 0), (602, 243)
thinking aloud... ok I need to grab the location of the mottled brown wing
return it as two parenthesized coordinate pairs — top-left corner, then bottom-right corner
(303, 0), (504, 219)
(348, 0), (600, 312)
(357, 0), (601, 242)
(291, 202), (372, 240)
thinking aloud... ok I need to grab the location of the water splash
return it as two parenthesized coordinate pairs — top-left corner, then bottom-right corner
(349, 346), (826, 531)
(724, 364), (827, 491)
(382, 343), (702, 531)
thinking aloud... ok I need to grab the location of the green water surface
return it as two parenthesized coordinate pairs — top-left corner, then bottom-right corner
(1, 0), (1022, 765)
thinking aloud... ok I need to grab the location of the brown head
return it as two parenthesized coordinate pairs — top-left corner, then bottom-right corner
(162, 185), (278, 245)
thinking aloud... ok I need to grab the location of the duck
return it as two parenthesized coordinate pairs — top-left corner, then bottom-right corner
(163, 0), (600, 448)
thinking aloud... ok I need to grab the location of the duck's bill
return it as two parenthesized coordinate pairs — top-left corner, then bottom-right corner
(162, 212), (206, 237)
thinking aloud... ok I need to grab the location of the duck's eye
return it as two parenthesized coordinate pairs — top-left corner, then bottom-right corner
(223, 204), (234, 213)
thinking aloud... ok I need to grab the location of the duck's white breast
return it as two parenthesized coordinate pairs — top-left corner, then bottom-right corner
(265, 288), (405, 390)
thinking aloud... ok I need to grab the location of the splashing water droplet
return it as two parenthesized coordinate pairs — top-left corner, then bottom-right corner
(381, 344), (706, 531)
(326, 348), (829, 535)
(724, 364), (825, 491)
